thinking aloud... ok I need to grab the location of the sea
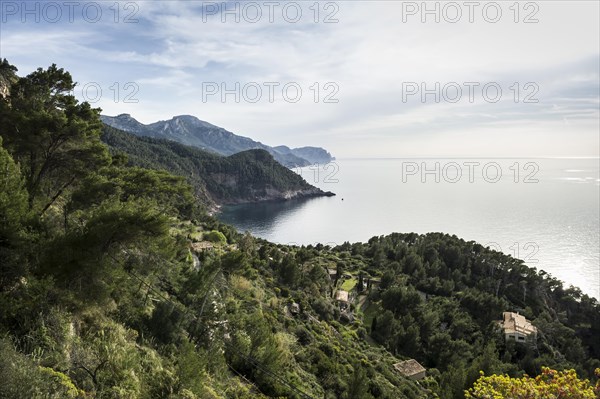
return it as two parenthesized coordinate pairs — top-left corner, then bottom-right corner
(217, 158), (600, 299)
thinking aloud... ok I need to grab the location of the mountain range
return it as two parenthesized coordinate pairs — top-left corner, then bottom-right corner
(100, 114), (334, 168)
(101, 125), (335, 209)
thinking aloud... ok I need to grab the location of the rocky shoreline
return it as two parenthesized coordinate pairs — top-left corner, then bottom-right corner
(208, 187), (336, 216)
(206, 188), (335, 215)
(219, 187), (335, 206)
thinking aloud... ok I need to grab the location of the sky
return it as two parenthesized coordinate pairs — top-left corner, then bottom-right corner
(0, 0), (599, 158)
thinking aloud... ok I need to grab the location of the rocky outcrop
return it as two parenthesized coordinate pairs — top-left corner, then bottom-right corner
(288, 147), (335, 165)
(0, 80), (9, 98)
(214, 182), (335, 205)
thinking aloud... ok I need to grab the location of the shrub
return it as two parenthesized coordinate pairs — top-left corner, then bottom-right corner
(204, 230), (227, 244)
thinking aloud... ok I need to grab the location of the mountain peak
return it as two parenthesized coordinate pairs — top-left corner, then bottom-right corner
(101, 113), (334, 168)
(101, 114), (147, 133)
(172, 114), (198, 121)
(112, 113), (141, 122)
(166, 115), (220, 130)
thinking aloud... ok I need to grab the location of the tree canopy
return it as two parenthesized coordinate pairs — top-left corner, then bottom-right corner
(1, 59), (598, 399)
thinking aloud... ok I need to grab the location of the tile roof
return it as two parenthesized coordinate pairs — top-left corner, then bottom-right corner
(393, 359), (426, 377)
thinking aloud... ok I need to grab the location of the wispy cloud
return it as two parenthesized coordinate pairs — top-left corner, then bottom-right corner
(1, 0), (598, 157)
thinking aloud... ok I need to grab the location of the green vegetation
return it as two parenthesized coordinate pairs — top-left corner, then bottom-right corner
(466, 367), (600, 398)
(341, 278), (357, 292)
(101, 126), (327, 208)
(345, 234), (600, 398)
(1, 60), (598, 399)
(204, 230), (228, 244)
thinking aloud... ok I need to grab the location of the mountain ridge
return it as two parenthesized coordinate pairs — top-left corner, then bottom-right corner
(101, 113), (334, 168)
(101, 125), (335, 210)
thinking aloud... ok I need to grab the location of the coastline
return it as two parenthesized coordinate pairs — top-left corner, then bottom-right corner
(207, 188), (335, 216)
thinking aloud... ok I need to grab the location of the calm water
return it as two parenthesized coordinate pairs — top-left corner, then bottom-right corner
(218, 158), (600, 299)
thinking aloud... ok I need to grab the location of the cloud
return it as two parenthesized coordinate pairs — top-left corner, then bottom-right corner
(1, 0), (598, 157)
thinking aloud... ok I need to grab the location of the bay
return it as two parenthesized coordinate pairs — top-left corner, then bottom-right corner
(217, 158), (600, 299)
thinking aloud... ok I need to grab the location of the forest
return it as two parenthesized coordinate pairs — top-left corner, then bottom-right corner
(101, 125), (331, 207)
(1, 59), (599, 398)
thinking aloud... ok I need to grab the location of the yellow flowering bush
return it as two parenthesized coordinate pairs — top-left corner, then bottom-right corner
(465, 367), (600, 399)
(38, 366), (85, 398)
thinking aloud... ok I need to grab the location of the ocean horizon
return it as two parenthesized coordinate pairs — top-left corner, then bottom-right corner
(218, 157), (600, 299)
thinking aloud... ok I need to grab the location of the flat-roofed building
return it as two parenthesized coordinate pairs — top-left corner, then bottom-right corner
(191, 241), (214, 252)
(335, 290), (349, 302)
(335, 290), (350, 310)
(327, 268), (337, 282)
(393, 359), (426, 380)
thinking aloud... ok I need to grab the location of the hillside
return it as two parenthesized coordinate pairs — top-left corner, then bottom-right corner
(1, 60), (599, 399)
(101, 126), (334, 208)
(101, 114), (334, 168)
(274, 145), (335, 165)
